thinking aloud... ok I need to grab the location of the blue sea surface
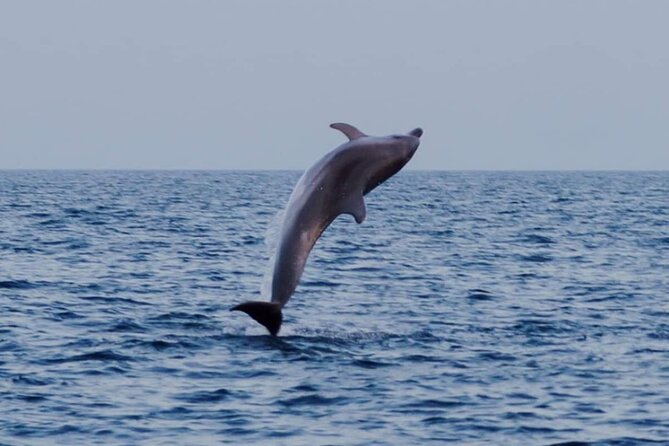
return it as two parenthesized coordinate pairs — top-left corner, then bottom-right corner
(1, 170), (668, 445)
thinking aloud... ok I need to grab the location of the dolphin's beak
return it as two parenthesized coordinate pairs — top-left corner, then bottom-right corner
(409, 128), (423, 138)
(407, 128), (422, 158)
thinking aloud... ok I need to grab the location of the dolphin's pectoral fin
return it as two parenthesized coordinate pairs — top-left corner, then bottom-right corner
(231, 301), (283, 336)
(341, 193), (367, 224)
(330, 123), (367, 141)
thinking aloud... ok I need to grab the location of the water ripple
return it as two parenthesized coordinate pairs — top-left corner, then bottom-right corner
(1, 170), (668, 445)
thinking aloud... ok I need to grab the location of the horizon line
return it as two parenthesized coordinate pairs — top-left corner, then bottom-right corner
(1, 168), (668, 173)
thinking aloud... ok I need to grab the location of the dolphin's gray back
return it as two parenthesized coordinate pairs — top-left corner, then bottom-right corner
(270, 144), (369, 306)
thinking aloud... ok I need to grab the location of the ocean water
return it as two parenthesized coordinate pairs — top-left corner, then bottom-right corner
(1, 170), (668, 446)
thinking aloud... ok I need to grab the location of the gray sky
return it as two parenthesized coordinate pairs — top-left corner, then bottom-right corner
(1, 1), (668, 170)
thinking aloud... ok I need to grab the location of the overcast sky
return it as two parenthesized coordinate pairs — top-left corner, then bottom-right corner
(1, 1), (667, 170)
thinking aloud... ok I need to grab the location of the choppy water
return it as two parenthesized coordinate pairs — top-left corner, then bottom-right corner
(1, 170), (668, 445)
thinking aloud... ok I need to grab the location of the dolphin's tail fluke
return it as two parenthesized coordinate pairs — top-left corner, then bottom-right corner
(230, 301), (283, 336)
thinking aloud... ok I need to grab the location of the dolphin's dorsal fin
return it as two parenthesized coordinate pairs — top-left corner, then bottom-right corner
(330, 123), (366, 141)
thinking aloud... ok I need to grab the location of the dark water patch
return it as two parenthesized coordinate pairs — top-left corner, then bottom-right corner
(502, 410), (541, 420)
(0, 280), (38, 290)
(15, 393), (49, 403)
(108, 319), (147, 332)
(86, 365), (129, 376)
(572, 402), (605, 414)
(48, 310), (85, 321)
(300, 279), (342, 288)
(521, 234), (556, 245)
(629, 347), (666, 354)
(37, 218), (65, 227)
(513, 318), (579, 336)
(10, 375), (54, 386)
(45, 349), (135, 364)
(427, 229), (455, 237)
(422, 416), (455, 425)
(520, 253), (554, 263)
(123, 338), (199, 351)
(174, 388), (234, 403)
(562, 285), (610, 297)
(0, 244), (41, 253)
(145, 312), (215, 330)
(548, 441), (591, 446)
(149, 311), (210, 321)
(506, 392), (537, 401)
(49, 424), (88, 435)
(290, 384), (318, 392)
(477, 351), (517, 362)
(586, 294), (634, 304)
(647, 325), (669, 340)
(549, 439), (669, 446)
(63, 207), (94, 217)
(350, 358), (394, 369)
(78, 295), (152, 306)
(466, 288), (496, 301)
(0, 339), (23, 352)
(655, 236), (669, 245)
(220, 427), (257, 436)
(25, 211), (51, 218)
(278, 394), (347, 407)
(136, 239), (172, 248)
(402, 399), (466, 410)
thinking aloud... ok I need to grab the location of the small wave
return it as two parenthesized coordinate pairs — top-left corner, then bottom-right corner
(477, 351), (517, 361)
(0, 244), (41, 253)
(49, 310), (84, 320)
(10, 375), (53, 386)
(350, 358), (394, 369)
(79, 295), (152, 306)
(513, 318), (579, 337)
(648, 325), (669, 340)
(466, 288), (496, 301)
(150, 311), (210, 321)
(0, 279), (38, 289)
(63, 207), (95, 217)
(146, 311), (216, 331)
(123, 338), (199, 351)
(37, 218), (65, 226)
(174, 388), (233, 403)
(548, 439), (668, 446)
(300, 279), (342, 288)
(45, 349), (135, 364)
(583, 293), (635, 303)
(521, 234), (556, 244)
(402, 399), (466, 409)
(25, 211), (51, 218)
(15, 393), (49, 403)
(286, 327), (439, 346)
(561, 285), (609, 296)
(278, 394), (347, 407)
(346, 265), (383, 273)
(521, 254), (553, 263)
(520, 253), (554, 263)
(108, 319), (147, 332)
(546, 442), (591, 446)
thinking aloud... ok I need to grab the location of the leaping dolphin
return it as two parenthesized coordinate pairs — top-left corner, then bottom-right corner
(231, 123), (422, 335)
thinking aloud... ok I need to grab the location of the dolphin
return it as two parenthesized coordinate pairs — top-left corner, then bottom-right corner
(231, 123), (422, 335)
